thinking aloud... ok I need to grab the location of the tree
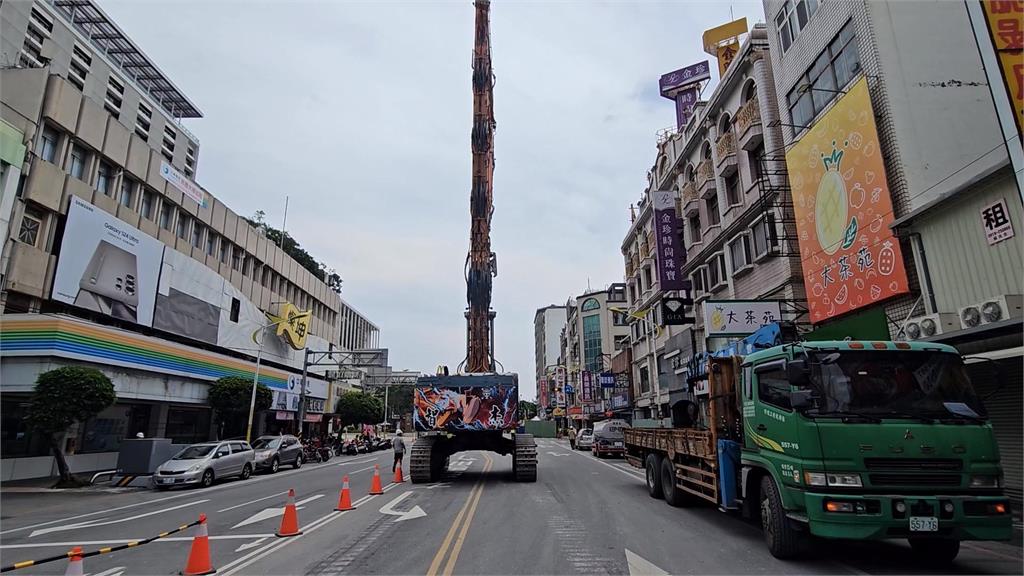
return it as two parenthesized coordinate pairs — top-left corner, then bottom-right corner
(208, 377), (272, 439)
(245, 211), (343, 294)
(335, 391), (383, 427)
(25, 366), (116, 487)
(373, 385), (414, 423)
(519, 400), (538, 421)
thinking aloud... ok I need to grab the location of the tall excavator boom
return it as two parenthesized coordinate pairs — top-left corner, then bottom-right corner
(465, 0), (496, 373)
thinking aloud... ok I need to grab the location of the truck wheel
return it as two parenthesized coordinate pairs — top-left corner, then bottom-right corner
(760, 476), (804, 559)
(645, 454), (664, 499)
(909, 538), (960, 566)
(660, 458), (688, 507)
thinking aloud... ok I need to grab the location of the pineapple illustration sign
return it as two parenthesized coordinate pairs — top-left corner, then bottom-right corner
(784, 77), (908, 323)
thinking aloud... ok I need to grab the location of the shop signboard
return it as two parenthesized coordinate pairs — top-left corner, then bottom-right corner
(599, 372), (616, 388)
(784, 77), (909, 323)
(160, 160), (206, 207)
(652, 190), (687, 290)
(702, 300), (782, 336)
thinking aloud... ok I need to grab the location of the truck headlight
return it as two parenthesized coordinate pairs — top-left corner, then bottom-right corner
(970, 475), (1001, 488)
(826, 473), (862, 487)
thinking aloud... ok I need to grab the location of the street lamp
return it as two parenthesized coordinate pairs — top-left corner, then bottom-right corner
(245, 317), (289, 443)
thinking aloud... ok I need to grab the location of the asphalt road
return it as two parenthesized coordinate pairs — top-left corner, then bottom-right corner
(1, 438), (1021, 575)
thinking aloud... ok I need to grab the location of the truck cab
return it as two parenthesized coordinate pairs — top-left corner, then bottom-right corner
(741, 340), (1012, 561)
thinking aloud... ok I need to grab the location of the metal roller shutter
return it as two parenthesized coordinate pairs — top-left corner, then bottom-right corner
(970, 357), (1023, 508)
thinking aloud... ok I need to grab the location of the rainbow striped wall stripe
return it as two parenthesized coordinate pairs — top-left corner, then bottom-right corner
(0, 315), (291, 390)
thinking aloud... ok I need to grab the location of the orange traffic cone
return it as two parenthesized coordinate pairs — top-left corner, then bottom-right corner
(276, 489), (303, 537)
(393, 464), (404, 484)
(335, 475), (355, 511)
(64, 546), (84, 576)
(184, 513), (215, 575)
(369, 464), (384, 495)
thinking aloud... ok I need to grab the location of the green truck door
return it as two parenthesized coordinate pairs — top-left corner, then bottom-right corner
(750, 361), (803, 486)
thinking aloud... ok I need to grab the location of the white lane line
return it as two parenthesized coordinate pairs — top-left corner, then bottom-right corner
(0, 452), (386, 537)
(29, 499), (210, 538)
(217, 491), (288, 513)
(0, 534), (276, 549)
(89, 567), (127, 576)
(219, 483), (404, 575)
(348, 466), (376, 475)
(564, 448), (644, 481)
(337, 457), (377, 467)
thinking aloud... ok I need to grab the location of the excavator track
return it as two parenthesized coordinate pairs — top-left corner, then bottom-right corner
(513, 433), (537, 482)
(410, 436), (435, 484)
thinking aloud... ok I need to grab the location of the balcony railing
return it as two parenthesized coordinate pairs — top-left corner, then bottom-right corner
(715, 132), (736, 164)
(735, 98), (761, 138)
(697, 161), (715, 185)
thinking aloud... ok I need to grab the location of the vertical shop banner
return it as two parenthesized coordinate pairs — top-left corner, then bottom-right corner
(674, 87), (700, 129)
(981, 0), (1023, 135)
(785, 78), (909, 323)
(581, 371), (591, 401)
(651, 190), (687, 290)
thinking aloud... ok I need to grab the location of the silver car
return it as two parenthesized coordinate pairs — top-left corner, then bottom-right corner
(154, 441), (254, 489)
(576, 429), (594, 450)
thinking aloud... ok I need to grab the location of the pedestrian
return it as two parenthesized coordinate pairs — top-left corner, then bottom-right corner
(568, 426), (577, 449)
(392, 429), (406, 473)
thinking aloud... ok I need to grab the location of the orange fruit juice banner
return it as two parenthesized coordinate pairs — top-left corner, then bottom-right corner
(784, 77), (909, 324)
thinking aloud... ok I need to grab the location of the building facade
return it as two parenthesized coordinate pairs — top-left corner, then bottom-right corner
(533, 304), (566, 412)
(0, 0), (379, 480)
(762, 0), (1022, 504)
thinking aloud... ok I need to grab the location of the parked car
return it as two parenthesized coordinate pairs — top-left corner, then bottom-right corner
(252, 435), (304, 473)
(154, 441), (254, 489)
(576, 429), (594, 451)
(591, 419), (627, 458)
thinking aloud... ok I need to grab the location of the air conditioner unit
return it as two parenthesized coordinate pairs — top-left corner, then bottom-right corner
(903, 313), (959, 341)
(959, 294), (1023, 330)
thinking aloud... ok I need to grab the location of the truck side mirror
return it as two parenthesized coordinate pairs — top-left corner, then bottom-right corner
(787, 359), (810, 385)
(791, 389), (814, 411)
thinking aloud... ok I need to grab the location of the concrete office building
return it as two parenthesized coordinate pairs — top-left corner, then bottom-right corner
(762, 0), (1022, 504)
(626, 24), (805, 422)
(558, 284), (630, 425)
(533, 304), (566, 412)
(0, 0), (379, 480)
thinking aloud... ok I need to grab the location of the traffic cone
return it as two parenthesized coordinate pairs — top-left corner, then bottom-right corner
(393, 464), (404, 484)
(369, 464), (384, 495)
(335, 475), (355, 511)
(64, 546), (84, 576)
(275, 489), (303, 537)
(184, 514), (215, 575)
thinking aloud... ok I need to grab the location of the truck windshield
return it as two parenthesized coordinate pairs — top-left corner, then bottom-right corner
(808, 351), (987, 419)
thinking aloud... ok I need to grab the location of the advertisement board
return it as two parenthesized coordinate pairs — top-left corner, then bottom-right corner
(52, 198), (165, 326)
(652, 190), (687, 290)
(785, 78), (909, 323)
(703, 300), (781, 336)
(160, 161), (206, 207)
(981, 1), (1023, 135)
(412, 385), (519, 432)
(658, 61), (710, 95)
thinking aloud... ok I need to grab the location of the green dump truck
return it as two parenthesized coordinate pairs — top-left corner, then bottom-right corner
(624, 339), (1012, 564)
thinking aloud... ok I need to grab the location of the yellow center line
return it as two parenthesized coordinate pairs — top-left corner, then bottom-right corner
(425, 454), (491, 576)
(442, 454), (492, 576)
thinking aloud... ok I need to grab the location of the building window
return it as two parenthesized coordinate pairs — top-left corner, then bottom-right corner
(135, 102), (152, 140)
(18, 7), (53, 69)
(230, 298), (240, 322)
(612, 311), (628, 326)
(581, 298), (600, 311)
(639, 366), (651, 394)
(688, 214), (701, 243)
(192, 223), (204, 249)
(641, 267), (652, 292)
(105, 76), (124, 117)
(231, 246), (241, 271)
(725, 173), (741, 206)
(68, 144), (88, 180)
(68, 44), (91, 91)
(709, 253), (728, 291)
(176, 213), (190, 240)
(119, 178), (135, 208)
(692, 266), (707, 296)
(729, 234), (752, 273)
(748, 142), (765, 183)
(38, 125), (59, 163)
(582, 314), (603, 372)
(220, 241), (230, 264)
(242, 255), (251, 277)
(159, 203), (173, 230)
(140, 190), (155, 220)
(206, 233), (217, 257)
(706, 194), (721, 227)
(162, 125), (176, 161)
(96, 160), (114, 196)
(185, 146), (196, 178)
(17, 205), (44, 247)
(787, 20), (861, 129)
(752, 214), (779, 259)
(776, 0), (819, 54)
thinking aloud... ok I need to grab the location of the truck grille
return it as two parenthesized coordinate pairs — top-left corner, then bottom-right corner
(864, 458), (962, 471)
(869, 473), (961, 487)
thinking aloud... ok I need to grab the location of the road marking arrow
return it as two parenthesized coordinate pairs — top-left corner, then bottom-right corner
(625, 549), (668, 576)
(89, 567), (127, 576)
(30, 500), (209, 538)
(234, 537), (268, 552)
(546, 451), (569, 456)
(378, 491), (427, 522)
(231, 494), (323, 529)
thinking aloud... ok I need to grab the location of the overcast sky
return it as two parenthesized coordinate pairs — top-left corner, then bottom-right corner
(102, 0), (765, 400)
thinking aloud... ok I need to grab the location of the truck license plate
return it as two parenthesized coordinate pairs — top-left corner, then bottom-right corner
(614, 441), (623, 447)
(909, 517), (938, 532)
